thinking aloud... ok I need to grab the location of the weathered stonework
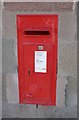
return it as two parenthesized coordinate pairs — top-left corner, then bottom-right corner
(2, 2), (77, 118)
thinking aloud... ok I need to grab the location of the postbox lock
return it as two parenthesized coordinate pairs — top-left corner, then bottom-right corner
(28, 69), (31, 76)
(38, 46), (43, 50)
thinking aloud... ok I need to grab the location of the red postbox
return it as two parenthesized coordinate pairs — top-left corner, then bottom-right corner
(17, 15), (58, 105)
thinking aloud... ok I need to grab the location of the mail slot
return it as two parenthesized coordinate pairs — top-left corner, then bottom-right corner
(17, 15), (58, 105)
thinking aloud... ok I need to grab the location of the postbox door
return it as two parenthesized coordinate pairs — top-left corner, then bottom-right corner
(23, 44), (54, 104)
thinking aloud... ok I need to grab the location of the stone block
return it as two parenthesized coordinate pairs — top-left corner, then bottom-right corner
(65, 76), (77, 106)
(58, 10), (77, 42)
(58, 41), (77, 77)
(6, 73), (19, 104)
(2, 11), (16, 40)
(2, 40), (17, 73)
(56, 75), (68, 106)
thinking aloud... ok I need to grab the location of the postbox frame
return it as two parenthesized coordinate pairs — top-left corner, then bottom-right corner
(17, 14), (58, 106)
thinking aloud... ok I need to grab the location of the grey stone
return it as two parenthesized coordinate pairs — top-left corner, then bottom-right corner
(58, 41), (77, 77)
(2, 2), (77, 118)
(2, 40), (17, 73)
(65, 76), (77, 106)
(6, 73), (19, 104)
(2, 103), (77, 118)
(56, 75), (68, 106)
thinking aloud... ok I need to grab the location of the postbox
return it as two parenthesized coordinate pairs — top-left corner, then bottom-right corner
(17, 15), (58, 106)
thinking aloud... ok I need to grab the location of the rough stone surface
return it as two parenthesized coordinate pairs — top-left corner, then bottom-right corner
(58, 41), (77, 77)
(56, 75), (68, 106)
(66, 76), (77, 106)
(2, 2), (77, 118)
(2, 40), (17, 73)
(0, 1), (2, 119)
(4, 2), (74, 11)
(3, 0), (77, 2)
(2, 102), (77, 118)
(0, 74), (2, 119)
(6, 73), (19, 104)
(59, 10), (77, 42)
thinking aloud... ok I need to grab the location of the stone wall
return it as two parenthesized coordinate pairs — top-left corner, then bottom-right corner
(2, 2), (77, 107)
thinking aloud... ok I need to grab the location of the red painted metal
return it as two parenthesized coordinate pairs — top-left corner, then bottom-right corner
(17, 15), (58, 105)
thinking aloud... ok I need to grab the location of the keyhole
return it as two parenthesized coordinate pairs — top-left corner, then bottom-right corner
(28, 70), (30, 75)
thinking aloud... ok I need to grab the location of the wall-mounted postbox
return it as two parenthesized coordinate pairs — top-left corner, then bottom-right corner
(17, 15), (58, 106)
